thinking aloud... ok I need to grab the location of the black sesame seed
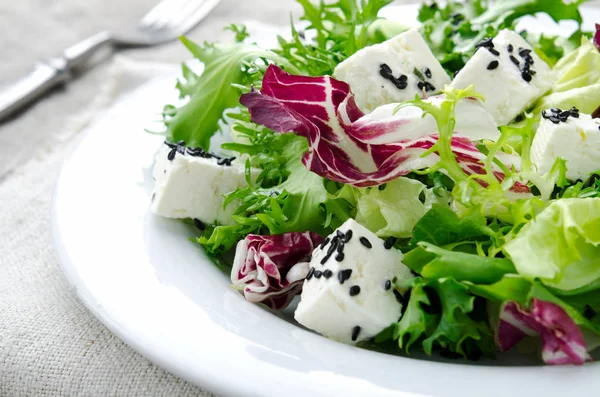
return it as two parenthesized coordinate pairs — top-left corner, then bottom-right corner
(167, 147), (177, 161)
(338, 269), (352, 284)
(399, 74), (408, 82)
(351, 326), (361, 342)
(326, 239), (338, 256)
(417, 81), (425, 90)
(584, 305), (597, 320)
(487, 48), (500, 56)
(384, 280), (392, 290)
(217, 157), (236, 166)
(510, 55), (520, 66)
(349, 286), (361, 297)
(344, 230), (353, 243)
(487, 60), (499, 70)
(336, 230), (345, 238)
(507, 44), (514, 53)
(380, 63), (392, 77)
(186, 147), (203, 157)
(164, 140), (177, 149)
(518, 48), (532, 58)
(549, 116), (560, 124)
(323, 269), (333, 279)
(359, 237), (372, 248)
(336, 241), (345, 253)
(393, 289), (404, 304)
(193, 219), (206, 231)
(320, 237), (330, 250)
(571, 107), (580, 118)
(475, 38), (494, 49)
(424, 82), (436, 92)
(524, 55), (534, 65)
(384, 236), (397, 250)
(335, 252), (345, 262)
(391, 77), (408, 90)
(424, 67), (432, 78)
(521, 72), (532, 83)
(378, 183), (387, 191)
(314, 270), (323, 279)
(560, 110), (571, 118)
(306, 267), (315, 281)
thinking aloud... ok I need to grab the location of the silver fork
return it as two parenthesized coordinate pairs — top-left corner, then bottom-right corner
(0, 0), (222, 122)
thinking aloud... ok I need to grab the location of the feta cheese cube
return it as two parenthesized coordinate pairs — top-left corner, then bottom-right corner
(531, 109), (600, 181)
(294, 219), (413, 345)
(451, 29), (554, 125)
(334, 28), (451, 113)
(150, 144), (250, 226)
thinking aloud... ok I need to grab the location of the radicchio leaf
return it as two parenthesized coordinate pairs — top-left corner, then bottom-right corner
(240, 65), (525, 191)
(231, 231), (323, 310)
(594, 24), (600, 52)
(497, 299), (591, 365)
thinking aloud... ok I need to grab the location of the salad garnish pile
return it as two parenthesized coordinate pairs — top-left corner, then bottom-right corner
(149, 0), (600, 365)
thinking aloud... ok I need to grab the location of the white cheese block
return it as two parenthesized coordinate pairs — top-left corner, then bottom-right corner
(451, 29), (554, 126)
(294, 219), (414, 345)
(334, 28), (451, 113)
(531, 109), (600, 181)
(150, 144), (250, 226)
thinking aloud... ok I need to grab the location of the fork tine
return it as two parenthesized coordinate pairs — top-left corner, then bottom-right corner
(161, 0), (222, 36)
(138, 0), (189, 29)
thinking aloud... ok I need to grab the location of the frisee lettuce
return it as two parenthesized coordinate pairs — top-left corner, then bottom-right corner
(378, 277), (495, 359)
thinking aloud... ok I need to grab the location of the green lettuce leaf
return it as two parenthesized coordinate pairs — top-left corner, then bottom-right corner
(354, 178), (429, 239)
(410, 242), (516, 284)
(503, 198), (600, 291)
(467, 275), (532, 305)
(409, 204), (496, 248)
(534, 39), (600, 116)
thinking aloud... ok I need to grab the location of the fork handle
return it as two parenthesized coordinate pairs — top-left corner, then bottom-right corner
(0, 31), (112, 122)
(0, 59), (69, 122)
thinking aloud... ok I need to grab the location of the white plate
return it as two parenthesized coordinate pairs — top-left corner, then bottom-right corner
(52, 5), (600, 397)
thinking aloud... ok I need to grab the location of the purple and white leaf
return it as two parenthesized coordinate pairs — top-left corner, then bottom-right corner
(497, 299), (591, 365)
(231, 231), (323, 310)
(240, 65), (527, 191)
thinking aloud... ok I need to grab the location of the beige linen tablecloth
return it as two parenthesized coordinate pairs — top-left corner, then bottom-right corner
(0, 0), (597, 395)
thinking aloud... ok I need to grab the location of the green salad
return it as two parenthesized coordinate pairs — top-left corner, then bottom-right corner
(149, 0), (600, 365)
